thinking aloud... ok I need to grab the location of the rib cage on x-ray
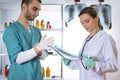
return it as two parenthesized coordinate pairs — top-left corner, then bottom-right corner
(64, 5), (75, 27)
(63, 4), (86, 27)
(91, 4), (112, 29)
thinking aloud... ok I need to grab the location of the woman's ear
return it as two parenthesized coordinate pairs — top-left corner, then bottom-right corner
(95, 15), (99, 22)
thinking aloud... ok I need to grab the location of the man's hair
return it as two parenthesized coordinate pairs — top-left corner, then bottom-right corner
(21, 0), (41, 7)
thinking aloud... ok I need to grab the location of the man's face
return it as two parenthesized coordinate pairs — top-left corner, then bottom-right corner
(24, 0), (41, 21)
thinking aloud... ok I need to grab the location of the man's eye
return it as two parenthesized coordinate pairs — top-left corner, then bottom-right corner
(33, 8), (37, 11)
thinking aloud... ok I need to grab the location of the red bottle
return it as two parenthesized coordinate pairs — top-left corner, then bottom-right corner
(5, 65), (9, 77)
(46, 21), (51, 29)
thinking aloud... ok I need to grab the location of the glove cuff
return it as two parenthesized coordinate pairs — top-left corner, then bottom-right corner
(64, 59), (71, 65)
(39, 51), (48, 60)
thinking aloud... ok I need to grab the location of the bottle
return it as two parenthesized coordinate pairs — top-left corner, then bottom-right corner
(4, 22), (8, 28)
(46, 67), (50, 77)
(35, 19), (40, 28)
(46, 21), (52, 29)
(41, 19), (45, 29)
(41, 67), (45, 77)
(5, 64), (9, 78)
(9, 22), (12, 25)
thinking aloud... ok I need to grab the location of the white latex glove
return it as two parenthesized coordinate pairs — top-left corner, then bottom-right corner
(36, 35), (54, 51)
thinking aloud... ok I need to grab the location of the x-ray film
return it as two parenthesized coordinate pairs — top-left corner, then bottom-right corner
(63, 3), (111, 29)
(91, 4), (112, 29)
(50, 45), (78, 60)
(63, 3), (87, 27)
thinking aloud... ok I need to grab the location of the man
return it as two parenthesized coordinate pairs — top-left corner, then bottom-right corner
(3, 0), (54, 80)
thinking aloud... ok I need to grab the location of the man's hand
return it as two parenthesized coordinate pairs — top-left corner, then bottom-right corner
(36, 35), (54, 51)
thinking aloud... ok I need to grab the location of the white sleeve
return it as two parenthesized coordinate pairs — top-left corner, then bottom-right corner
(94, 36), (119, 73)
(39, 50), (48, 60)
(67, 59), (81, 70)
(16, 48), (37, 64)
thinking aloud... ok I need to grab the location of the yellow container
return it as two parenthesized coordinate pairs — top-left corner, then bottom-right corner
(42, 67), (45, 77)
(4, 22), (8, 28)
(41, 19), (45, 29)
(35, 19), (40, 28)
(46, 67), (50, 77)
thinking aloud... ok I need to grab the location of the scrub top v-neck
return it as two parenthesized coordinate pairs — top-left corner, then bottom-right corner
(3, 21), (43, 80)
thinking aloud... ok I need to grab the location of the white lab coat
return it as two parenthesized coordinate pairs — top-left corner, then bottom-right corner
(68, 30), (119, 80)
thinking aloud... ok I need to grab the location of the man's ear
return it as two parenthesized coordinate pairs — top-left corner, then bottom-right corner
(22, 3), (26, 10)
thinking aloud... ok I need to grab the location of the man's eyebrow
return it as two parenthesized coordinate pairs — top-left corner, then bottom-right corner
(33, 7), (41, 10)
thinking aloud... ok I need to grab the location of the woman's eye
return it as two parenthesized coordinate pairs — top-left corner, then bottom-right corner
(81, 22), (84, 25)
(86, 20), (89, 23)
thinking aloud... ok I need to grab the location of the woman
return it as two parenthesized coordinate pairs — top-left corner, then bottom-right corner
(63, 7), (118, 80)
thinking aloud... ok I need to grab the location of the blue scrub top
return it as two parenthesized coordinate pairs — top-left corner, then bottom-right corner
(3, 22), (43, 80)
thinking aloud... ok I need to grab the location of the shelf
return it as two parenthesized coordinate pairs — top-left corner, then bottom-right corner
(0, 4), (64, 80)
(0, 54), (6, 56)
(0, 75), (7, 80)
(0, 75), (63, 80)
(44, 77), (62, 80)
(44, 78), (63, 80)
(40, 29), (64, 31)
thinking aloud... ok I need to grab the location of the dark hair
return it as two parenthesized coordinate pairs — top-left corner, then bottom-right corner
(21, 0), (42, 7)
(78, 7), (103, 30)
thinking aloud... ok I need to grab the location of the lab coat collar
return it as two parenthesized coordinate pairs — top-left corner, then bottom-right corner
(93, 30), (106, 39)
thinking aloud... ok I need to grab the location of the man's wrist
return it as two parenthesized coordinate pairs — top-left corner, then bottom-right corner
(34, 47), (42, 56)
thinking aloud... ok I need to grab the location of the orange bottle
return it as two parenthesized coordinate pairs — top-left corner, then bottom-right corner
(35, 19), (40, 28)
(4, 22), (8, 28)
(41, 67), (45, 77)
(46, 67), (50, 77)
(41, 19), (45, 29)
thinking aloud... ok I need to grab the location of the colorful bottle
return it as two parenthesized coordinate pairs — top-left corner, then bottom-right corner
(41, 19), (45, 29)
(46, 67), (50, 77)
(46, 21), (51, 29)
(41, 67), (45, 77)
(35, 19), (40, 28)
(5, 64), (9, 78)
(4, 22), (8, 28)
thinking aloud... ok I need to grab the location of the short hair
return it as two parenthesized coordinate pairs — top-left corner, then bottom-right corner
(21, 0), (42, 7)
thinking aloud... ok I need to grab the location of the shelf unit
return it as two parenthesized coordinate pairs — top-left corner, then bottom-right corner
(0, 3), (21, 77)
(38, 4), (64, 80)
(0, 3), (64, 80)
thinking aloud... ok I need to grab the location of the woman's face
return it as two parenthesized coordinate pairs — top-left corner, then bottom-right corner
(80, 13), (98, 34)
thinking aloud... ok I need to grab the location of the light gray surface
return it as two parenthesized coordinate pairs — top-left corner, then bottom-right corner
(0, 75), (7, 80)
(0, 0), (21, 4)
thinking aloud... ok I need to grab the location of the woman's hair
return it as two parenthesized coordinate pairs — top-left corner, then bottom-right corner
(78, 7), (103, 30)
(21, 0), (42, 8)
